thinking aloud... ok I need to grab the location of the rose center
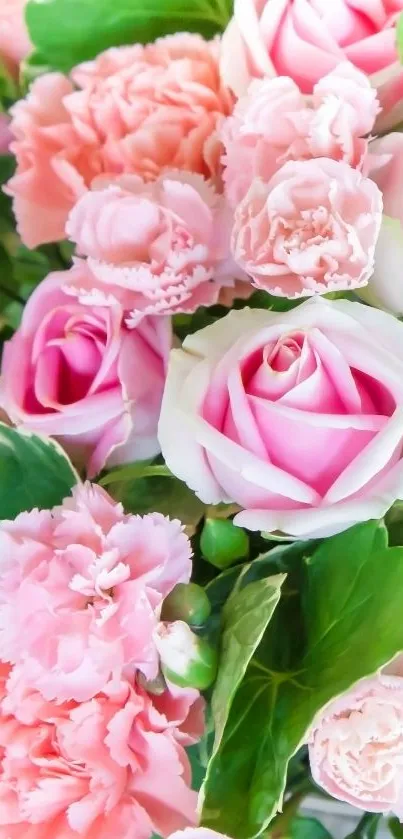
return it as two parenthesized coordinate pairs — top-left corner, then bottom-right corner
(267, 332), (304, 372)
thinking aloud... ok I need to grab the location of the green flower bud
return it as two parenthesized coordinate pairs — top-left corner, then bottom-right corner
(154, 621), (217, 691)
(200, 518), (249, 569)
(161, 582), (211, 626)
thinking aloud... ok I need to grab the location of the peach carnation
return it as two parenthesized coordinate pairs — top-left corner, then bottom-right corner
(231, 158), (383, 299)
(66, 173), (244, 317)
(0, 483), (192, 703)
(0, 664), (202, 839)
(222, 63), (380, 206)
(6, 34), (233, 248)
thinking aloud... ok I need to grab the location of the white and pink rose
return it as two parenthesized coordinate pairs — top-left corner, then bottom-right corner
(159, 297), (403, 539)
(220, 0), (403, 100)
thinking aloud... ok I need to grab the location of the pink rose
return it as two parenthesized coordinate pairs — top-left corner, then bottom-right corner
(223, 64), (379, 206)
(221, 0), (403, 97)
(6, 34), (233, 248)
(0, 0), (31, 78)
(0, 482), (192, 702)
(360, 133), (403, 314)
(0, 664), (202, 839)
(0, 263), (170, 476)
(231, 159), (382, 298)
(66, 173), (244, 317)
(158, 297), (403, 539)
(308, 669), (403, 816)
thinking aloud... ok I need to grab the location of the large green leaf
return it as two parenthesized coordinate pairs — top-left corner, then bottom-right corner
(201, 521), (403, 839)
(0, 423), (78, 518)
(203, 540), (314, 648)
(209, 573), (285, 757)
(26, 0), (233, 72)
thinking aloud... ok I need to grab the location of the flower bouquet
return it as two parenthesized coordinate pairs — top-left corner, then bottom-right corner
(1, 1), (403, 838)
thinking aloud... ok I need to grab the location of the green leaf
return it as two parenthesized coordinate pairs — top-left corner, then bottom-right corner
(201, 521), (403, 839)
(11, 245), (51, 288)
(107, 471), (205, 535)
(26, 0), (233, 73)
(201, 518), (249, 569)
(389, 817), (403, 839)
(0, 154), (16, 237)
(385, 500), (403, 546)
(188, 717), (215, 792)
(205, 540), (314, 618)
(0, 57), (19, 105)
(100, 461), (171, 487)
(202, 574), (285, 789)
(290, 816), (333, 839)
(187, 743), (207, 792)
(0, 423), (78, 518)
(246, 290), (303, 312)
(203, 540), (314, 649)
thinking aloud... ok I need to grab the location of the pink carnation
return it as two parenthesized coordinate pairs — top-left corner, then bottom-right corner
(231, 158), (382, 299)
(0, 664), (203, 839)
(0, 483), (192, 702)
(308, 671), (403, 816)
(6, 34), (233, 248)
(66, 173), (244, 317)
(0, 263), (171, 477)
(223, 63), (380, 206)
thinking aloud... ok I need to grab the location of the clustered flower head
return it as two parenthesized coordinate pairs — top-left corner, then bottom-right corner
(0, 482), (204, 839)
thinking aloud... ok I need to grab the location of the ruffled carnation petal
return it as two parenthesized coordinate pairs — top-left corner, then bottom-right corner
(0, 483), (192, 702)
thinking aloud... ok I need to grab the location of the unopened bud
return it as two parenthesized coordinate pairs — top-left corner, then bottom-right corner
(200, 518), (249, 569)
(161, 582), (211, 626)
(154, 620), (217, 691)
